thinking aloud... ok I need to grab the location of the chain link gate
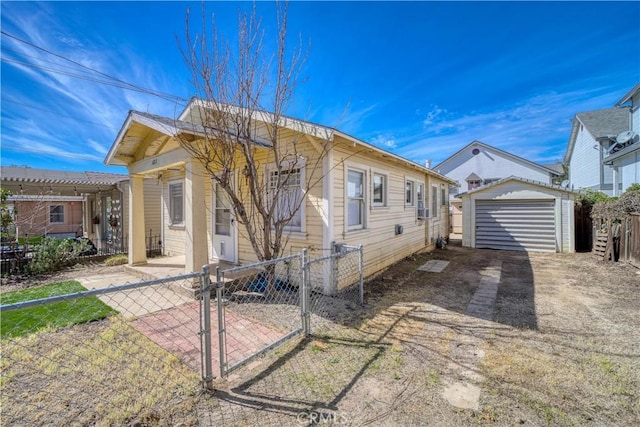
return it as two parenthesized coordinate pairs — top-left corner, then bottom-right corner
(200, 245), (364, 385)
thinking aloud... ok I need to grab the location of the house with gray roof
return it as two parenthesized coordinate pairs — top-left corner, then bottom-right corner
(1, 166), (161, 252)
(603, 83), (640, 194)
(563, 106), (630, 196)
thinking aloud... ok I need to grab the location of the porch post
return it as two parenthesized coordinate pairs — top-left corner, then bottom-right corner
(185, 160), (208, 274)
(128, 174), (147, 265)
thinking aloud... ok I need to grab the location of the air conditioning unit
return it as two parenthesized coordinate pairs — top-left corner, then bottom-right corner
(417, 208), (428, 219)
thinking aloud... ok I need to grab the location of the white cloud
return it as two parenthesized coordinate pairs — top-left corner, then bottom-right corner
(396, 86), (623, 167)
(371, 134), (397, 149)
(87, 139), (108, 155)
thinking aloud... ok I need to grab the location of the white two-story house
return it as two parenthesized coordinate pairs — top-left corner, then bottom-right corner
(563, 107), (630, 196)
(434, 140), (562, 237)
(603, 83), (640, 194)
(435, 141), (573, 252)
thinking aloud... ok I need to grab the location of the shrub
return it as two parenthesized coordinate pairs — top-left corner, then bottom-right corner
(104, 254), (128, 266)
(26, 238), (92, 275)
(591, 188), (640, 222)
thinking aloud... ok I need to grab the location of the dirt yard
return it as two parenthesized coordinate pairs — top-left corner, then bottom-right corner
(2, 243), (639, 426)
(197, 242), (640, 426)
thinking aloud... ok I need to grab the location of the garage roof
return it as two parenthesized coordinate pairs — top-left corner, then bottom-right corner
(458, 176), (577, 197)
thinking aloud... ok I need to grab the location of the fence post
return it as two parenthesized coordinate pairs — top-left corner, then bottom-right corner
(358, 244), (364, 305)
(301, 248), (311, 336)
(201, 265), (214, 390)
(216, 267), (227, 378)
(330, 241), (338, 295)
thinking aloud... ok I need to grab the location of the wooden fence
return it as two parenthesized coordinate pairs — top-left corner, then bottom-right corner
(575, 204), (593, 252)
(626, 213), (640, 268)
(594, 213), (639, 267)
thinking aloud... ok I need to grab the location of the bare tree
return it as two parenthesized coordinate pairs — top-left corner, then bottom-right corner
(179, 2), (329, 265)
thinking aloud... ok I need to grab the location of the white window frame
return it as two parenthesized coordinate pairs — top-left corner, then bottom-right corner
(417, 182), (425, 218)
(431, 185), (439, 218)
(405, 179), (415, 207)
(168, 180), (184, 226)
(266, 161), (306, 233)
(467, 179), (482, 190)
(49, 205), (64, 224)
(371, 171), (388, 207)
(346, 167), (366, 231)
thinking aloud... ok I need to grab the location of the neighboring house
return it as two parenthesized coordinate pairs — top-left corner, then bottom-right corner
(603, 83), (640, 194)
(459, 176), (576, 253)
(0, 166), (161, 249)
(105, 99), (455, 285)
(563, 107), (630, 196)
(433, 140), (561, 237)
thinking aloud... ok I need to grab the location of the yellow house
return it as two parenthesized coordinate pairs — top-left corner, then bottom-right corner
(105, 99), (455, 282)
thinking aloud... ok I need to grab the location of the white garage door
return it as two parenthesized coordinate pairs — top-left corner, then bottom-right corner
(475, 200), (556, 252)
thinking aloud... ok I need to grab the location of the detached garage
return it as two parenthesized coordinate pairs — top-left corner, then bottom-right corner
(460, 176), (576, 253)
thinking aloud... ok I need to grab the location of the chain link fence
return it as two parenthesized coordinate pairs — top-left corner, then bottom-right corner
(209, 254), (306, 379)
(0, 272), (206, 426)
(1, 244), (366, 425)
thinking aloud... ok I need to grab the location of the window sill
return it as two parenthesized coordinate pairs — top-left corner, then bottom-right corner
(344, 228), (369, 238)
(371, 205), (389, 210)
(168, 224), (185, 230)
(273, 230), (308, 240)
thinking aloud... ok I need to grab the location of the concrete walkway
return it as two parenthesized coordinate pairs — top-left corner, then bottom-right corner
(77, 270), (192, 318)
(442, 260), (502, 411)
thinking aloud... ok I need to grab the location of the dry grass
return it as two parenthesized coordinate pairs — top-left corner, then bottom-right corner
(2, 244), (639, 426)
(1, 317), (200, 426)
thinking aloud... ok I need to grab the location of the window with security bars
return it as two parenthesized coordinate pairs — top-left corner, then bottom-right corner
(269, 167), (302, 231)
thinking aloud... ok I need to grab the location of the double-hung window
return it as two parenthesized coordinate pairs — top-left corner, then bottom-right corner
(417, 183), (425, 218)
(431, 185), (438, 217)
(269, 166), (303, 231)
(169, 181), (184, 225)
(405, 180), (414, 206)
(49, 205), (64, 224)
(372, 173), (387, 207)
(347, 169), (365, 230)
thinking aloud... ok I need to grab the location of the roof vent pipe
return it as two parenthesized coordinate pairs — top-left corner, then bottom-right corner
(425, 159), (432, 169)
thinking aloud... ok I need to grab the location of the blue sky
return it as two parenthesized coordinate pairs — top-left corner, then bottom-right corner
(1, 1), (639, 174)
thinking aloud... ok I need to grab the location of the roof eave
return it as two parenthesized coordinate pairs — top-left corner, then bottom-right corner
(615, 83), (640, 106)
(105, 111), (135, 166)
(459, 175), (577, 196)
(333, 130), (457, 185)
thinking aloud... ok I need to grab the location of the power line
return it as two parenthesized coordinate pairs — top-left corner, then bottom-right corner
(1, 98), (119, 130)
(2, 56), (185, 102)
(1, 30), (189, 104)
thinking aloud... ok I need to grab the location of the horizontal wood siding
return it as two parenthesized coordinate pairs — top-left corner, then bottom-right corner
(234, 135), (325, 264)
(162, 169), (186, 256)
(330, 137), (449, 278)
(143, 179), (162, 239)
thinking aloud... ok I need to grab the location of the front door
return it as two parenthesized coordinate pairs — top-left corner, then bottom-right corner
(212, 181), (237, 263)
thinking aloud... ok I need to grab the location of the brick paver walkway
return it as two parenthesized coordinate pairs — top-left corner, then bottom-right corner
(132, 301), (286, 377)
